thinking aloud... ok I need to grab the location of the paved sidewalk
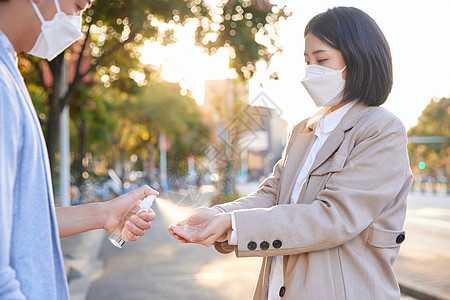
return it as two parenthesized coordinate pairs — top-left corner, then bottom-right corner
(396, 245), (450, 300)
(61, 185), (449, 299)
(60, 229), (106, 300)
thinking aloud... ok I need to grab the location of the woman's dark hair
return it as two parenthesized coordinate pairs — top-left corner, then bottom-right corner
(305, 7), (393, 106)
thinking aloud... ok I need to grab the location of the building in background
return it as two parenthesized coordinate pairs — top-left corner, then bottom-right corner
(242, 106), (288, 181)
(202, 79), (288, 184)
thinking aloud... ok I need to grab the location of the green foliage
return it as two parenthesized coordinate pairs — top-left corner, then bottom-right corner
(84, 0), (288, 89)
(19, 0), (289, 186)
(408, 97), (450, 180)
(18, 56), (50, 129)
(69, 85), (118, 156)
(104, 81), (210, 177)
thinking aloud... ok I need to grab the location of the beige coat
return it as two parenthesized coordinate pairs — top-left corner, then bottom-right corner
(215, 103), (413, 300)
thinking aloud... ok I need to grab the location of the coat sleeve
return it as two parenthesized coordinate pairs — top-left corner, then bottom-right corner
(230, 112), (412, 257)
(0, 81), (25, 298)
(214, 123), (301, 214)
(213, 124), (301, 254)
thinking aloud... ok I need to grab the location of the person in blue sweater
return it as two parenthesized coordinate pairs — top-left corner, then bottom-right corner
(0, 0), (158, 299)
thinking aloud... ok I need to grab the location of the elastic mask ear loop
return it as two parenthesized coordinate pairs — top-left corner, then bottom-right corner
(53, 0), (62, 13)
(30, 0), (46, 24)
(340, 66), (347, 73)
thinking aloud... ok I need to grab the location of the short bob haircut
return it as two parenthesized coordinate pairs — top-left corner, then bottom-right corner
(305, 7), (393, 106)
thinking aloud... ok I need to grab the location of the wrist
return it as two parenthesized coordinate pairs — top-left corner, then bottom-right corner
(221, 212), (232, 231)
(97, 201), (110, 231)
(212, 205), (226, 213)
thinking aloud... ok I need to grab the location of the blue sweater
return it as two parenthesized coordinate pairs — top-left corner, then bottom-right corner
(0, 31), (69, 299)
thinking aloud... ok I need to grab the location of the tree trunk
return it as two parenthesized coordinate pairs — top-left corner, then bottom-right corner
(46, 53), (67, 183)
(74, 117), (86, 187)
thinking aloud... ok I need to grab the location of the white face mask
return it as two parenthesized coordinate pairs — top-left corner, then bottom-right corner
(301, 64), (347, 107)
(28, 0), (83, 61)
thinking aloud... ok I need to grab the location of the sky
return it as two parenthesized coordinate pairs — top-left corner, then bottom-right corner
(141, 0), (450, 131)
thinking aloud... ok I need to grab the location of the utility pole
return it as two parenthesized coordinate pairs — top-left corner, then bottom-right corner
(159, 133), (169, 191)
(58, 57), (71, 207)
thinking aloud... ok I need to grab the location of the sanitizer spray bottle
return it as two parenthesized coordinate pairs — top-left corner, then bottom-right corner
(109, 194), (156, 248)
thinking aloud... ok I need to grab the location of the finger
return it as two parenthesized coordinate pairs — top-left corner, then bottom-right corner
(130, 214), (152, 231)
(140, 184), (159, 196)
(136, 210), (156, 223)
(171, 231), (190, 243)
(168, 227), (181, 239)
(168, 226), (175, 235)
(176, 235), (190, 243)
(141, 209), (156, 221)
(126, 185), (159, 202)
(171, 225), (192, 240)
(173, 225), (200, 242)
(126, 230), (138, 242)
(168, 226), (187, 242)
(216, 233), (228, 242)
(198, 234), (219, 247)
(173, 234), (183, 240)
(126, 220), (145, 237)
(175, 219), (187, 226)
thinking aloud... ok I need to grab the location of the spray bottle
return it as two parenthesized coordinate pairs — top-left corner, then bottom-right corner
(109, 194), (156, 248)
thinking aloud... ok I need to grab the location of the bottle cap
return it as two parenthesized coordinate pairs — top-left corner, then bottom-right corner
(141, 195), (156, 210)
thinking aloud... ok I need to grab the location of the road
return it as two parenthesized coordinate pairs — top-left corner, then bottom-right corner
(86, 187), (449, 300)
(394, 190), (450, 299)
(86, 189), (262, 300)
(400, 191), (450, 256)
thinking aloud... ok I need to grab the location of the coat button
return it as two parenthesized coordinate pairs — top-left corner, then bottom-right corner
(272, 239), (282, 249)
(260, 241), (269, 250)
(279, 286), (286, 297)
(247, 241), (257, 251)
(396, 233), (405, 244)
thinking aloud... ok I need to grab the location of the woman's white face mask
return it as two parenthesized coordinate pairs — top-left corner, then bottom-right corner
(28, 0), (83, 61)
(301, 64), (347, 107)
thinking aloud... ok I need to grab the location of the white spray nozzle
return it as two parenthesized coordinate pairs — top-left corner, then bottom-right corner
(140, 195), (156, 210)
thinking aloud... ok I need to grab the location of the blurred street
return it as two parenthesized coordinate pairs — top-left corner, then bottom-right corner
(61, 184), (450, 300)
(395, 189), (450, 299)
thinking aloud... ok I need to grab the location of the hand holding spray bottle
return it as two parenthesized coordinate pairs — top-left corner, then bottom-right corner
(109, 194), (156, 248)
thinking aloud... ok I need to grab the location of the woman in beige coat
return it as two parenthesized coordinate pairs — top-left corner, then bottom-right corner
(170, 7), (412, 300)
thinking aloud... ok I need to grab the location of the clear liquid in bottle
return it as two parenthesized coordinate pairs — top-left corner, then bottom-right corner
(109, 195), (156, 248)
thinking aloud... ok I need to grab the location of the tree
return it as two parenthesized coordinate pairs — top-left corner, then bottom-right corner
(22, 0), (290, 181)
(408, 97), (450, 182)
(70, 80), (210, 185)
(69, 84), (118, 186)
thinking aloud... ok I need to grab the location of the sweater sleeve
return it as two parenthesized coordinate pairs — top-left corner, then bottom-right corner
(0, 80), (25, 298)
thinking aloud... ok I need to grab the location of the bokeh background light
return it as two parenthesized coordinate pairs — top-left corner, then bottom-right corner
(140, 0), (450, 130)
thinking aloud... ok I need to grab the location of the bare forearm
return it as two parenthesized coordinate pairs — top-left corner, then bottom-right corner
(55, 203), (106, 238)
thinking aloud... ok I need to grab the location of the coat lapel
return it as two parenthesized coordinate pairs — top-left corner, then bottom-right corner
(308, 124), (345, 174)
(308, 103), (371, 174)
(278, 124), (317, 205)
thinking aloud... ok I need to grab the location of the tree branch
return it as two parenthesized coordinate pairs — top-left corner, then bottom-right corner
(81, 31), (138, 79)
(60, 28), (138, 110)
